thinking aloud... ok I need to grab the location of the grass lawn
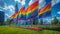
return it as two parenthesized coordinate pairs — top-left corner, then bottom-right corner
(0, 26), (60, 34)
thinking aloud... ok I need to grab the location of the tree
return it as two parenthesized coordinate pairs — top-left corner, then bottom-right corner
(33, 19), (36, 25)
(33, 18), (38, 25)
(40, 19), (43, 25)
(52, 17), (59, 24)
(7, 18), (11, 25)
(58, 21), (60, 24)
(0, 21), (6, 25)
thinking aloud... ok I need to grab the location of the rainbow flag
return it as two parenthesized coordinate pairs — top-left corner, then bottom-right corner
(10, 7), (25, 22)
(10, 12), (19, 22)
(38, 2), (51, 18)
(10, 12), (18, 19)
(26, 0), (38, 20)
(18, 7), (25, 20)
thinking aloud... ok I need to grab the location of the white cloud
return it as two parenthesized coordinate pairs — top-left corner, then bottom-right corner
(39, 0), (44, 3)
(21, 0), (25, 6)
(14, 0), (25, 6)
(52, 0), (60, 6)
(52, 18), (54, 20)
(3, 4), (15, 13)
(5, 13), (10, 17)
(39, 0), (46, 9)
(29, 0), (33, 5)
(29, 0), (37, 5)
(15, 0), (21, 2)
(3, 3), (8, 10)
(57, 11), (60, 14)
(8, 5), (15, 13)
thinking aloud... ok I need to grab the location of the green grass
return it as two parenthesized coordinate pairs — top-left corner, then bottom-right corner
(38, 25), (60, 31)
(0, 26), (60, 34)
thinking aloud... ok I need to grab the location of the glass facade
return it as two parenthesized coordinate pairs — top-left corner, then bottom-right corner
(0, 11), (5, 22)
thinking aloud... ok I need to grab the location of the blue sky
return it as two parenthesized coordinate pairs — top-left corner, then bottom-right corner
(0, 0), (60, 21)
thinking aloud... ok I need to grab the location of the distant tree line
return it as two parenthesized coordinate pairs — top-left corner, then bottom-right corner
(40, 17), (60, 25)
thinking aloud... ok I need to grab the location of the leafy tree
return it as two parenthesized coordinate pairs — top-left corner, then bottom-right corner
(7, 18), (11, 25)
(40, 19), (43, 25)
(33, 19), (38, 25)
(58, 21), (60, 24)
(33, 19), (36, 25)
(0, 22), (6, 25)
(52, 17), (59, 24)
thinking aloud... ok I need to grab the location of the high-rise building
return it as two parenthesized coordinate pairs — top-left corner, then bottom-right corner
(0, 11), (5, 23)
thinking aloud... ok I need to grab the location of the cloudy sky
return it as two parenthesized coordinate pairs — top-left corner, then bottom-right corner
(0, 0), (60, 21)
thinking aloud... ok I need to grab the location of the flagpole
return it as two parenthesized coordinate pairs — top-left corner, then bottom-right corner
(15, 3), (18, 25)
